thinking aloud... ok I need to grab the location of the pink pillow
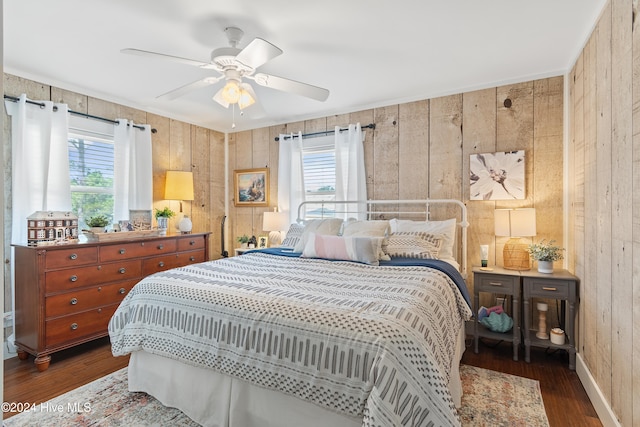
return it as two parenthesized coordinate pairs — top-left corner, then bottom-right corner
(301, 233), (382, 265)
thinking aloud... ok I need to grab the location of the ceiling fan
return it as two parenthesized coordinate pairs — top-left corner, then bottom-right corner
(122, 27), (330, 112)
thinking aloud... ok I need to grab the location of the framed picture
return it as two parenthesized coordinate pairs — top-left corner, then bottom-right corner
(470, 150), (525, 200)
(234, 168), (269, 207)
(129, 210), (152, 230)
(258, 235), (268, 248)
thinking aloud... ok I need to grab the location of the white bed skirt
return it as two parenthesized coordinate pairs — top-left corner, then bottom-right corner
(127, 324), (466, 427)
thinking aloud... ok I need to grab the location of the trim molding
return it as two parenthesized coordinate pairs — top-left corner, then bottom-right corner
(576, 353), (621, 427)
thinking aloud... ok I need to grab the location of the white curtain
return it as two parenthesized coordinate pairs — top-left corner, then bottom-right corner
(277, 131), (304, 224)
(6, 94), (71, 245)
(114, 119), (153, 220)
(334, 123), (367, 220)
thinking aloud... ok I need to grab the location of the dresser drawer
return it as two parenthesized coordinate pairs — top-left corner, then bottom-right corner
(142, 254), (182, 275)
(99, 238), (177, 262)
(525, 279), (570, 299)
(45, 247), (98, 269)
(177, 236), (205, 251)
(476, 274), (518, 294)
(45, 260), (142, 293)
(177, 250), (206, 265)
(45, 303), (118, 347)
(45, 279), (138, 318)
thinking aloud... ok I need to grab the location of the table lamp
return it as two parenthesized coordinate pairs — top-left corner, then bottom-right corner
(263, 209), (289, 247)
(494, 208), (536, 270)
(165, 170), (194, 233)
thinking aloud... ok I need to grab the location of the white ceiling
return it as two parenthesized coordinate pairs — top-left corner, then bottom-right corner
(5, 0), (606, 133)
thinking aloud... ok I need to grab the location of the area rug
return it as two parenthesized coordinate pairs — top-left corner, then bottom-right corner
(4, 364), (549, 427)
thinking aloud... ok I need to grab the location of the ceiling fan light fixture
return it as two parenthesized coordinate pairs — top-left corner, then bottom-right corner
(238, 83), (256, 109)
(221, 80), (241, 103)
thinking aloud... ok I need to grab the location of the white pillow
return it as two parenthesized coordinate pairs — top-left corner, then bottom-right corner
(281, 223), (304, 248)
(293, 218), (344, 252)
(341, 220), (390, 237)
(389, 218), (457, 261)
(342, 220), (391, 260)
(383, 232), (443, 259)
(301, 233), (382, 265)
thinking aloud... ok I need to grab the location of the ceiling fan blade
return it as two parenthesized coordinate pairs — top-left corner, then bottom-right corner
(121, 48), (213, 68)
(252, 73), (329, 102)
(234, 38), (283, 70)
(157, 77), (222, 101)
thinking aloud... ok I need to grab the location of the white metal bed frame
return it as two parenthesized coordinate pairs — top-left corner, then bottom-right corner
(296, 199), (469, 277)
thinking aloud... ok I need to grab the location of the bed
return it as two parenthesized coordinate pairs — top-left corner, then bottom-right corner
(109, 200), (472, 427)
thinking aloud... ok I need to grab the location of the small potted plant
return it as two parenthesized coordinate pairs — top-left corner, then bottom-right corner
(237, 234), (250, 248)
(155, 207), (175, 236)
(86, 215), (109, 233)
(528, 239), (564, 273)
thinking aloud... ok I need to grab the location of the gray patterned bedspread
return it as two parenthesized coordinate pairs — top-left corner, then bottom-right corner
(109, 252), (472, 427)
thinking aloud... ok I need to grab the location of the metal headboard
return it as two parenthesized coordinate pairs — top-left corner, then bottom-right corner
(296, 199), (469, 277)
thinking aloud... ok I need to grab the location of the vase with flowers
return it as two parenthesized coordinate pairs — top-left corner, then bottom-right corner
(155, 207), (175, 236)
(528, 239), (564, 273)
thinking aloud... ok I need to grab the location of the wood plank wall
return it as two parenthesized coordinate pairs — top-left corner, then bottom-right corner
(227, 76), (564, 300)
(568, 0), (638, 425)
(2, 74), (227, 313)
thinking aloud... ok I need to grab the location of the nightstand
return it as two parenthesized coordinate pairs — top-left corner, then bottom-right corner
(473, 266), (521, 361)
(521, 269), (578, 369)
(234, 248), (251, 256)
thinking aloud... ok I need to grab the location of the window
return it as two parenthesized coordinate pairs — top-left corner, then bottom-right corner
(301, 135), (336, 218)
(68, 117), (115, 229)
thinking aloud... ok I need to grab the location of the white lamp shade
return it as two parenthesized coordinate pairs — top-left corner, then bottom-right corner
(494, 208), (536, 237)
(165, 171), (194, 201)
(263, 211), (289, 232)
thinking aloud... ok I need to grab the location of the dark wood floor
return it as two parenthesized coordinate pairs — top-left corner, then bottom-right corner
(4, 336), (602, 426)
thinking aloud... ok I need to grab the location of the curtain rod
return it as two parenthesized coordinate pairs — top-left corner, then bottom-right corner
(3, 94), (156, 133)
(274, 123), (375, 141)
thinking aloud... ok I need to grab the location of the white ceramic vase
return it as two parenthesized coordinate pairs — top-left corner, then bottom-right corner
(537, 260), (553, 273)
(157, 217), (168, 236)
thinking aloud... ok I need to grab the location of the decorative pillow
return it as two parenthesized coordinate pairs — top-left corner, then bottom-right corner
(389, 218), (456, 261)
(293, 218), (344, 252)
(383, 231), (443, 259)
(341, 220), (390, 237)
(341, 220), (391, 260)
(281, 223), (304, 248)
(301, 233), (382, 265)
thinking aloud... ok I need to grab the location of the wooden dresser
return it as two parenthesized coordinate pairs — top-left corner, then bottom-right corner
(13, 232), (210, 371)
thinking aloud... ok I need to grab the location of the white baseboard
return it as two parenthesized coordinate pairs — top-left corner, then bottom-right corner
(576, 353), (621, 427)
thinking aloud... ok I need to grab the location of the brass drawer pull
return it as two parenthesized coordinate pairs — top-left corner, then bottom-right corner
(190, 256), (195, 261)
(70, 298), (78, 305)
(70, 323), (78, 330)
(542, 286), (557, 291)
(119, 288), (126, 294)
(70, 275), (78, 282)
(489, 282), (503, 286)
(119, 268), (126, 274)
(119, 248), (126, 255)
(69, 253), (78, 260)
(159, 261), (165, 267)
(157, 244), (164, 250)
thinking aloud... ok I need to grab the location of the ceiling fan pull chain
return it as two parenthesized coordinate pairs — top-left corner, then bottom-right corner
(231, 104), (236, 129)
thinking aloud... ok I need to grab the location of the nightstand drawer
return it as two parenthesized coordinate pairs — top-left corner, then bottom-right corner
(525, 279), (570, 299)
(476, 275), (518, 293)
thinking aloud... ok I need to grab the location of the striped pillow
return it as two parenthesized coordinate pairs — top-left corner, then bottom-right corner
(281, 223), (304, 248)
(301, 233), (382, 265)
(383, 232), (443, 259)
